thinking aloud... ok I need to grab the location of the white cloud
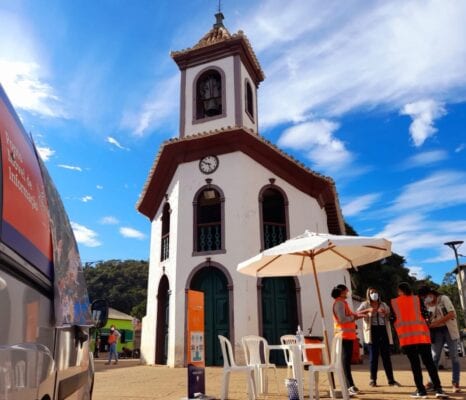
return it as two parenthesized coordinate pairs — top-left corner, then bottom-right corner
(0, 12), (66, 119)
(100, 216), (119, 225)
(96, 185), (104, 190)
(278, 120), (352, 171)
(71, 222), (101, 247)
(402, 150), (448, 169)
(121, 74), (179, 136)
(423, 247), (461, 264)
(106, 136), (129, 150)
(407, 266), (426, 280)
(391, 170), (466, 212)
(456, 144), (465, 153)
(58, 164), (83, 172)
(376, 213), (466, 263)
(400, 100), (446, 146)
(81, 196), (93, 202)
(36, 146), (55, 162)
(342, 193), (381, 217)
(119, 227), (146, 240)
(0, 60), (67, 118)
(236, 1), (466, 127)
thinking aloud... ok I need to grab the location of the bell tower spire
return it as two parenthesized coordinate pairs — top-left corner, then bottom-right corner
(213, 11), (225, 29)
(214, 0), (224, 28)
(171, 13), (265, 138)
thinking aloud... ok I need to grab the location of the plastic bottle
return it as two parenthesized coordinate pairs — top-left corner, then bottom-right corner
(296, 325), (304, 344)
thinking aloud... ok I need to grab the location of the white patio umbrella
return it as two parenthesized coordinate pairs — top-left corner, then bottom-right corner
(237, 230), (392, 357)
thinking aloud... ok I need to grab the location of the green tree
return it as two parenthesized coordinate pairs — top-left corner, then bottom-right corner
(350, 252), (415, 302)
(83, 259), (148, 320)
(345, 222), (415, 302)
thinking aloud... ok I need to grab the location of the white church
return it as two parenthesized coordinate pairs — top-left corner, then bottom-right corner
(137, 12), (350, 367)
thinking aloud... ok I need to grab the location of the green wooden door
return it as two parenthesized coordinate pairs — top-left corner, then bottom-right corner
(261, 277), (298, 365)
(191, 267), (229, 366)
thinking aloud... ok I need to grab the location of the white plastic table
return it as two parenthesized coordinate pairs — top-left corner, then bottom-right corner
(268, 342), (326, 400)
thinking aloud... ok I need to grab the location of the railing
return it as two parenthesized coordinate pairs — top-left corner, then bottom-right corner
(263, 223), (286, 249)
(197, 223), (222, 252)
(161, 233), (169, 261)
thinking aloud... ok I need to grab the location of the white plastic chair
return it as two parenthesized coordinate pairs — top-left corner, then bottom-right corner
(307, 332), (348, 400)
(280, 334), (314, 378)
(218, 335), (256, 400)
(242, 335), (279, 395)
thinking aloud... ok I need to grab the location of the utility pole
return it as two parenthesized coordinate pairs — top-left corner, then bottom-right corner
(444, 240), (466, 324)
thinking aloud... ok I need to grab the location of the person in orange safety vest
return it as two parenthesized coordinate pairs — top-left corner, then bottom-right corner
(332, 284), (368, 397)
(391, 282), (448, 399)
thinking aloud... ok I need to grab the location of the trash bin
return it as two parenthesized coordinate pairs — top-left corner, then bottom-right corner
(285, 378), (299, 400)
(304, 336), (323, 365)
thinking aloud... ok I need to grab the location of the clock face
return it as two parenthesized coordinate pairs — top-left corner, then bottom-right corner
(199, 155), (219, 174)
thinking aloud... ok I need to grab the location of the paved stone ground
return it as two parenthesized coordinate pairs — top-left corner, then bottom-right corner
(93, 355), (466, 400)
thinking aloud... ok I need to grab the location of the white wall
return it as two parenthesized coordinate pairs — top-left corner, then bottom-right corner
(142, 150), (347, 366)
(240, 63), (258, 133)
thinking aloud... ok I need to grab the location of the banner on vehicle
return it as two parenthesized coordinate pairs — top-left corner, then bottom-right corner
(0, 84), (91, 326)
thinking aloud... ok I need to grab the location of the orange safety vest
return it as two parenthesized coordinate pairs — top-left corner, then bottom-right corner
(108, 332), (117, 345)
(333, 298), (357, 340)
(391, 295), (431, 347)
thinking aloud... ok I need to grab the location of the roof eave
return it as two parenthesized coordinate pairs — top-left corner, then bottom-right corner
(171, 37), (265, 85)
(136, 129), (344, 234)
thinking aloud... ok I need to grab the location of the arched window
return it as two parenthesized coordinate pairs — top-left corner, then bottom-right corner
(259, 186), (289, 250)
(196, 69), (222, 119)
(245, 80), (254, 119)
(193, 185), (225, 253)
(160, 203), (170, 261)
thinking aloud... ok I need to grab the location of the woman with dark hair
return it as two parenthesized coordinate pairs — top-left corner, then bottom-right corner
(332, 284), (367, 396)
(391, 282), (448, 398)
(357, 287), (400, 387)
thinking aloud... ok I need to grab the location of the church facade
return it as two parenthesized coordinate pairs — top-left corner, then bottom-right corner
(137, 13), (348, 367)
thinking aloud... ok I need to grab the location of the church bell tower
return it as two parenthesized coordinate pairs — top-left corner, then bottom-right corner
(137, 11), (346, 368)
(171, 12), (265, 138)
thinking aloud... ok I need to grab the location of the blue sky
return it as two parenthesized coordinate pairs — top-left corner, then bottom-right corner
(1, 0), (465, 284)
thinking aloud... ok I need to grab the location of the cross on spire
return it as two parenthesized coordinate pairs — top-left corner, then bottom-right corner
(214, 0), (225, 29)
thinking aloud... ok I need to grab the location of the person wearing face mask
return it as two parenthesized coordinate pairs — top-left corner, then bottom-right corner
(391, 282), (448, 399)
(418, 286), (461, 393)
(357, 287), (400, 387)
(332, 284), (368, 396)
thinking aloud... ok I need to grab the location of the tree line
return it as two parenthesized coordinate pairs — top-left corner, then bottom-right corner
(83, 259), (148, 320)
(82, 225), (463, 328)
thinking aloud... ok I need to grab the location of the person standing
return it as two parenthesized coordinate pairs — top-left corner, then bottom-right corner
(332, 284), (366, 396)
(391, 282), (448, 399)
(106, 325), (120, 365)
(418, 286), (461, 393)
(357, 287), (400, 387)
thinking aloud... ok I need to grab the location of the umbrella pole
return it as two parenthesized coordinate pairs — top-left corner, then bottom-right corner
(311, 256), (337, 393)
(310, 255), (331, 362)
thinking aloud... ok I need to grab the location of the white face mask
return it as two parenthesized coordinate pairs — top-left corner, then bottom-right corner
(370, 293), (379, 301)
(424, 295), (434, 305)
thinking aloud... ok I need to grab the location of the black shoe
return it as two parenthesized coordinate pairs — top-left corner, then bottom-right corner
(369, 380), (377, 387)
(389, 381), (401, 387)
(435, 391), (449, 399)
(410, 392), (427, 398)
